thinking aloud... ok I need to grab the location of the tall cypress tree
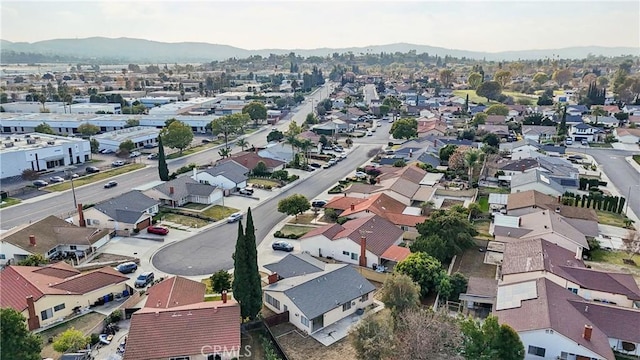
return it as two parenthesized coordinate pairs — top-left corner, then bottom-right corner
(157, 136), (169, 181)
(232, 220), (249, 318)
(243, 207), (263, 320)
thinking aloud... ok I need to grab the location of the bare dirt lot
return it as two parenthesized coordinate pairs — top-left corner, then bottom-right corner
(270, 323), (357, 360)
(452, 241), (497, 279)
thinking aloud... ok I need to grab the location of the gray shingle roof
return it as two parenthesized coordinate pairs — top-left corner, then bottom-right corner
(94, 191), (159, 223)
(152, 176), (217, 201)
(266, 264), (376, 320)
(264, 253), (326, 279)
(202, 160), (249, 184)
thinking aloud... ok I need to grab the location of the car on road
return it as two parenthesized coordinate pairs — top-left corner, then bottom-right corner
(305, 165), (316, 171)
(377, 122), (382, 127)
(129, 151), (141, 158)
(33, 180), (48, 187)
(112, 160), (125, 167)
(272, 241), (294, 252)
(355, 171), (367, 178)
(227, 212), (243, 223)
(99, 149), (115, 154)
(238, 187), (254, 195)
(147, 226), (169, 235)
(86, 166), (100, 174)
(201, 139), (213, 144)
(333, 146), (344, 152)
(366, 131), (373, 136)
(147, 153), (158, 160)
(49, 176), (65, 183)
(328, 158), (337, 166)
(134, 271), (154, 288)
(309, 163), (321, 168)
(565, 137), (573, 145)
(311, 200), (327, 208)
(115, 262), (138, 274)
(104, 181), (118, 189)
(70, 173), (80, 179)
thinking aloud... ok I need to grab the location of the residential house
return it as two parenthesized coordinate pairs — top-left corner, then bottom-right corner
(485, 115), (508, 125)
(325, 193), (426, 232)
(193, 160), (249, 190)
(417, 119), (448, 137)
(458, 277), (498, 317)
(614, 127), (640, 144)
(80, 191), (159, 233)
(623, 105), (640, 115)
(495, 278), (615, 360)
(345, 165), (435, 206)
(379, 245), (412, 271)
(510, 144), (543, 160)
(0, 262), (130, 330)
(585, 115), (619, 128)
(300, 214), (404, 268)
(258, 142), (296, 163)
(600, 105), (621, 116)
(567, 104), (590, 115)
(569, 123), (605, 143)
(417, 152), (441, 168)
(222, 151), (285, 173)
(143, 276), (206, 309)
(510, 169), (575, 196)
(263, 260), (375, 335)
(522, 125), (557, 143)
(478, 124), (510, 138)
(0, 215), (110, 266)
(499, 139), (536, 155)
(144, 176), (222, 208)
(507, 190), (598, 225)
(492, 210), (590, 255)
(263, 253), (327, 280)
(500, 238), (640, 308)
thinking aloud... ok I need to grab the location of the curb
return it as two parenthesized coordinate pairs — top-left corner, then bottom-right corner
(625, 156), (640, 174)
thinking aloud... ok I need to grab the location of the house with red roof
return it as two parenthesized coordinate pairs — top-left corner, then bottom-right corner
(124, 276), (241, 360)
(221, 151), (285, 173)
(0, 262), (130, 330)
(300, 214), (403, 268)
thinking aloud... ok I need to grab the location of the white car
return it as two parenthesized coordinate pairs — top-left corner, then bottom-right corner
(112, 160), (125, 167)
(227, 212), (243, 223)
(355, 171), (367, 178)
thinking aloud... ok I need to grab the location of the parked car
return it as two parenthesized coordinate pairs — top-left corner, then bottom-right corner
(305, 165), (316, 171)
(327, 159), (337, 166)
(112, 160), (125, 167)
(147, 226), (169, 235)
(99, 149), (115, 154)
(33, 180), (48, 187)
(366, 131), (373, 136)
(311, 200), (327, 208)
(565, 137), (573, 145)
(129, 151), (141, 158)
(104, 181), (118, 189)
(201, 139), (213, 143)
(134, 271), (154, 288)
(355, 171), (367, 178)
(86, 166), (100, 174)
(227, 212), (243, 223)
(115, 262), (138, 274)
(70, 173), (80, 179)
(238, 188), (254, 195)
(143, 144), (156, 149)
(309, 163), (321, 168)
(581, 139), (589, 146)
(272, 241), (294, 252)
(49, 176), (65, 183)
(147, 153), (158, 160)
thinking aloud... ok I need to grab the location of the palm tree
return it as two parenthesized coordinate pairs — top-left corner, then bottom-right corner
(464, 150), (481, 188)
(297, 139), (313, 167)
(236, 138), (249, 151)
(38, 94), (46, 112)
(285, 134), (300, 166)
(421, 200), (435, 216)
(592, 106), (607, 125)
(218, 147), (231, 158)
(64, 94), (73, 114)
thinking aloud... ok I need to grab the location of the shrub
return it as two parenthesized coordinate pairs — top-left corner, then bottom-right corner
(288, 175), (300, 182)
(106, 310), (122, 324)
(273, 231), (285, 238)
(337, 216), (349, 225)
(271, 170), (289, 181)
(90, 334), (100, 345)
(328, 185), (343, 194)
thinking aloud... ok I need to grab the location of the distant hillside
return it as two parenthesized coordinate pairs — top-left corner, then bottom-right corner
(1, 37), (638, 63)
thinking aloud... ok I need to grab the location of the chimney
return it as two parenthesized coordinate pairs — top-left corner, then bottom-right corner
(192, 167), (197, 178)
(583, 325), (593, 341)
(169, 186), (174, 194)
(77, 203), (86, 227)
(359, 235), (367, 267)
(221, 290), (228, 304)
(268, 273), (279, 284)
(26, 296), (40, 330)
(29, 235), (36, 247)
(575, 246), (583, 260)
(350, 203), (355, 211)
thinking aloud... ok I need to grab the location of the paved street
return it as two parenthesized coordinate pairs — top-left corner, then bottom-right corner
(0, 83), (333, 230)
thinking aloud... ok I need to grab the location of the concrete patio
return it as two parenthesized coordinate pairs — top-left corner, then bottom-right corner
(311, 300), (384, 346)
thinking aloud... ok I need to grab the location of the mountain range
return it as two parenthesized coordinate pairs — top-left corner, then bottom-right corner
(1, 37), (638, 63)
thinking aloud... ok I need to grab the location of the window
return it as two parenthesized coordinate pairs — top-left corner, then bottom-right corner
(265, 293), (280, 310)
(170, 357), (190, 360)
(0, 254), (5, 260)
(342, 302), (352, 311)
(301, 316), (309, 327)
(53, 303), (65, 312)
(342, 251), (349, 256)
(360, 293), (369, 302)
(527, 345), (546, 357)
(70, 245), (77, 250)
(207, 355), (222, 360)
(568, 287), (578, 294)
(40, 308), (53, 320)
(350, 253), (359, 261)
(47, 248), (57, 255)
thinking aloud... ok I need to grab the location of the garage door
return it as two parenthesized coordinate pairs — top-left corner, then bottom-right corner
(136, 218), (151, 230)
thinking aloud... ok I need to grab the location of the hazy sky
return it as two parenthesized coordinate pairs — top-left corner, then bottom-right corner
(1, 1), (639, 52)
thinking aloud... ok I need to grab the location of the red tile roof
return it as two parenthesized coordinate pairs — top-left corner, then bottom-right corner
(50, 267), (129, 294)
(222, 151), (285, 170)
(124, 301), (241, 360)
(380, 245), (411, 262)
(324, 196), (368, 211)
(339, 193), (405, 217)
(0, 266), (45, 312)
(145, 276), (206, 309)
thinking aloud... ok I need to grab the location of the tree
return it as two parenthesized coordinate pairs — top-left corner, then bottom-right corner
(379, 273), (420, 316)
(319, 134), (329, 147)
(558, 106), (568, 137)
(125, 118), (140, 128)
(77, 123), (99, 136)
(21, 169), (40, 181)
(218, 147), (231, 158)
(623, 230), (640, 261)
(242, 101), (267, 125)
(485, 104), (509, 116)
(18, 253), (48, 266)
(476, 81), (502, 101)
(350, 311), (395, 360)
(305, 112), (318, 125)
(119, 139), (135, 152)
(411, 208), (478, 263)
(493, 70), (512, 88)
(439, 144), (457, 163)
(461, 316), (524, 360)
(84, 137), (98, 154)
(277, 194), (310, 219)
(395, 252), (445, 297)
(379, 104), (390, 117)
(161, 120), (193, 154)
(35, 122), (54, 134)
(383, 96), (401, 120)
(394, 309), (464, 360)
(472, 112), (487, 127)
(439, 69), (454, 87)
(53, 327), (89, 353)
(532, 72), (549, 85)
(483, 133), (500, 147)
(210, 113), (248, 149)
(390, 118), (418, 139)
(267, 130), (284, 143)
(209, 269), (231, 294)
(464, 149), (482, 187)
(241, 208), (262, 319)
(467, 72), (483, 90)
(236, 138), (249, 151)
(157, 136), (169, 181)
(252, 161), (268, 176)
(0, 308), (42, 360)
(552, 68), (573, 86)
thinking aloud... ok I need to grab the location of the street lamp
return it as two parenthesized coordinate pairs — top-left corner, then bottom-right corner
(66, 169), (78, 208)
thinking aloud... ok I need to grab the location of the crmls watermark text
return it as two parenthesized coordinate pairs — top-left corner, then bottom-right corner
(201, 345), (252, 358)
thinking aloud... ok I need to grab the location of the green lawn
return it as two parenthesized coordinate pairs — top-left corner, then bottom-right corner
(181, 202), (210, 210)
(589, 249), (637, 265)
(633, 155), (640, 165)
(166, 143), (216, 159)
(202, 205), (239, 220)
(596, 210), (631, 228)
(280, 224), (313, 237)
(473, 220), (493, 240)
(502, 91), (538, 105)
(0, 197), (21, 208)
(45, 163), (146, 191)
(477, 196), (489, 213)
(588, 142), (613, 148)
(162, 213), (210, 228)
(38, 312), (106, 360)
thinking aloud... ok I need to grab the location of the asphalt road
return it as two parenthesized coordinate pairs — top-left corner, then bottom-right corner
(0, 84), (334, 230)
(571, 147), (640, 219)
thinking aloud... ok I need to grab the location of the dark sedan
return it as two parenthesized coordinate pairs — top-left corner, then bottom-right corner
(272, 241), (294, 252)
